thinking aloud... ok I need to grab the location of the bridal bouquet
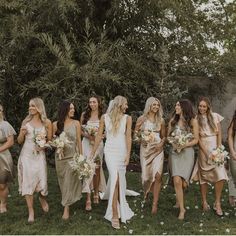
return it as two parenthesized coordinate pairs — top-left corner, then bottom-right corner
(33, 129), (50, 155)
(208, 145), (230, 166)
(168, 128), (193, 153)
(133, 129), (156, 143)
(69, 153), (96, 180)
(82, 125), (99, 145)
(49, 131), (72, 159)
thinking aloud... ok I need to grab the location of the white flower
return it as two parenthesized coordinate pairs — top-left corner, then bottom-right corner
(195, 205), (199, 209)
(141, 215), (144, 219)
(226, 228), (230, 233)
(199, 223), (203, 227)
(186, 206), (190, 210)
(225, 212), (229, 216)
(128, 229), (133, 234)
(160, 222), (164, 225)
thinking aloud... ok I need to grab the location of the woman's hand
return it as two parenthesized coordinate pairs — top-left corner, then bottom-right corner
(231, 151), (236, 161)
(20, 126), (28, 136)
(124, 154), (130, 166)
(155, 142), (163, 153)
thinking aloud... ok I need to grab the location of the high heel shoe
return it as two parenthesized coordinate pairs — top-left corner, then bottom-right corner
(85, 200), (92, 211)
(93, 195), (99, 204)
(213, 203), (223, 217)
(111, 218), (120, 229)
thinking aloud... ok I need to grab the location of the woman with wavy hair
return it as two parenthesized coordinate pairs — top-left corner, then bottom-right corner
(53, 100), (83, 220)
(90, 95), (134, 229)
(228, 110), (236, 206)
(0, 104), (16, 213)
(80, 95), (106, 211)
(134, 97), (166, 214)
(192, 97), (228, 216)
(17, 97), (52, 222)
(168, 99), (199, 220)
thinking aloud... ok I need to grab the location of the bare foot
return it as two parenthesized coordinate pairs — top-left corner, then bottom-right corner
(202, 202), (210, 212)
(151, 202), (158, 215)
(62, 207), (69, 220)
(178, 209), (186, 220)
(0, 202), (7, 213)
(28, 211), (34, 223)
(39, 196), (49, 213)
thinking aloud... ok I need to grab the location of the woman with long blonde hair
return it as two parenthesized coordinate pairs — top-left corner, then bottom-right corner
(0, 104), (16, 213)
(134, 97), (166, 214)
(192, 97), (227, 216)
(90, 95), (134, 229)
(17, 97), (52, 222)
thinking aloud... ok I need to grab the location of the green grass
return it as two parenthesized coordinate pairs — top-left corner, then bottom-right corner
(1, 166), (236, 235)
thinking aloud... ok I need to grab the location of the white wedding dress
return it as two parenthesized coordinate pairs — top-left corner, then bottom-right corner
(102, 114), (135, 223)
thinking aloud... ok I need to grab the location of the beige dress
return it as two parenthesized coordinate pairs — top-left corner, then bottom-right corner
(192, 113), (228, 184)
(139, 120), (164, 198)
(0, 121), (16, 184)
(81, 120), (106, 193)
(169, 125), (195, 184)
(55, 122), (82, 206)
(18, 123), (48, 196)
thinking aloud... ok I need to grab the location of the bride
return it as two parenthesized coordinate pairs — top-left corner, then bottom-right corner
(90, 95), (134, 229)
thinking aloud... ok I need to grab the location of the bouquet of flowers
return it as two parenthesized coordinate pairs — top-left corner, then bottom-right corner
(133, 129), (156, 143)
(33, 129), (50, 155)
(82, 125), (99, 145)
(208, 145), (230, 166)
(167, 127), (193, 153)
(69, 153), (96, 180)
(49, 131), (72, 160)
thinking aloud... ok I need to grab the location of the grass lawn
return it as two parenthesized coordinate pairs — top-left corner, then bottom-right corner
(1, 166), (236, 235)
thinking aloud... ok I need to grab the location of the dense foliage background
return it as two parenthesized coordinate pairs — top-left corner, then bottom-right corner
(0, 0), (235, 128)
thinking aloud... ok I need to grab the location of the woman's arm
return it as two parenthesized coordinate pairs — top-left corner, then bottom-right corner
(0, 135), (14, 152)
(216, 122), (222, 148)
(228, 122), (236, 160)
(76, 121), (83, 155)
(125, 116), (132, 165)
(46, 119), (53, 141)
(90, 115), (105, 158)
(52, 121), (57, 136)
(184, 118), (199, 148)
(17, 122), (27, 144)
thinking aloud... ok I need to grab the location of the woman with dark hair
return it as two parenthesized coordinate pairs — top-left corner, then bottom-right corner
(53, 100), (83, 220)
(191, 97), (227, 216)
(228, 110), (236, 206)
(80, 96), (106, 211)
(0, 104), (16, 213)
(17, 97), (52, 222)
(167, 99), (199, 220)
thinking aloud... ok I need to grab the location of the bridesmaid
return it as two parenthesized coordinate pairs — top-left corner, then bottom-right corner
(192, 97), (227, 216)
(167, 99), (199, 220)
(80, 95), (106, 211)
(134, 97), (166, 214)
(90, 95), (134, 229)
(17, 97), (52, 222)
(0, 104), (16, 213)
(53, 100), (83, 220)
(228, 110), (236, 206)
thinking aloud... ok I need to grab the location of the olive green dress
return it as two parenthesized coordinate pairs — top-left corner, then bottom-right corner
(55, 122), (82, 206)
(0, 121), (16, 184)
